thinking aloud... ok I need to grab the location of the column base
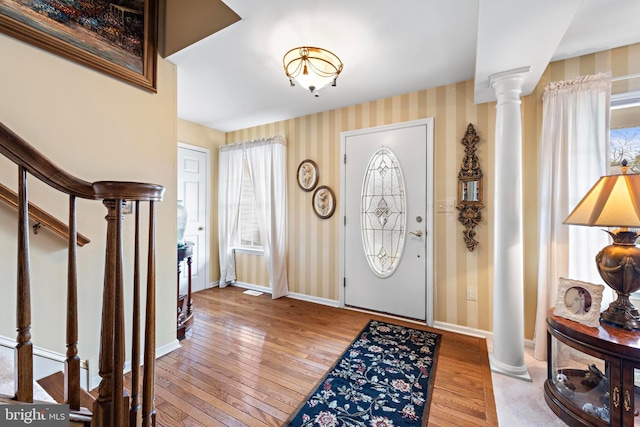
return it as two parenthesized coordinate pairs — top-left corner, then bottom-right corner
(490, 353), (532, 382)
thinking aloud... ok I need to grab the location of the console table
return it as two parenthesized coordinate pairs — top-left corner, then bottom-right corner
(545, 308), (640, 426)
(177, 242), (195, 340)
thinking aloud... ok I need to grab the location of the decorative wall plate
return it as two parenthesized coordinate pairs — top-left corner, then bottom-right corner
(297, 159), (319, 191)
(312, 186), (335, 219)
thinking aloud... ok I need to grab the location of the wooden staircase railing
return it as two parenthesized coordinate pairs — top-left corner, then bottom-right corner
(0, 182), (91, 246)
(0, 121), (165, 427)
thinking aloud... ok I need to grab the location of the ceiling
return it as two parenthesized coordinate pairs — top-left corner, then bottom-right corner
(167, 0), (640, 133)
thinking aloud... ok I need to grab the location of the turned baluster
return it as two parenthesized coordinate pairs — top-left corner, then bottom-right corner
(15, 166), (33, 403)
(186, 256), (193, 318)
(113, 199), (126, 426)
(94, 199), (127, 427)
(142, 201), (157, 427)
(130, 201), (142, 426)
(65, 195), (81, 410)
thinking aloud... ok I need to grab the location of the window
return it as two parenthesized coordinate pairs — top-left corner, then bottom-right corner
(610, 126), (640, 171)
(610, 88), (640, 299)
(237, 159), (262, 250)
(610, 86), (640, 172)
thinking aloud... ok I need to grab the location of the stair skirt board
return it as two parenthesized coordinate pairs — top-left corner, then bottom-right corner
(0, 336), (91, 392)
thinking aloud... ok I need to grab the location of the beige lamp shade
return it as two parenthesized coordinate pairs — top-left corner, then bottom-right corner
(564, 173), (640, 228)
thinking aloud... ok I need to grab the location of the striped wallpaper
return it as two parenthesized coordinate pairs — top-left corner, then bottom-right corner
(225, 43), (640, 339)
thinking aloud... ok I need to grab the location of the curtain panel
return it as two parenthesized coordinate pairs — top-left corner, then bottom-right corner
(218, 136), (289, 299)
(533, 73), (612, 360)
(218, 148), (244, 286)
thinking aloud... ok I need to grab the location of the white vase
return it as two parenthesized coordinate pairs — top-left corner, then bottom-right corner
(177, 200), (189, 247)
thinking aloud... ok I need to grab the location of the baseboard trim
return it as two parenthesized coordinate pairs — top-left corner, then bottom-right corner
(231, 281), (271, 294)
(286, 292), (340, 308)
(432, 321), (534, 348)
(157, 339), (182, 359)
(432, 321), (492, 339)
(89, 339), (181, 390)
(225, 283), (535, 346)
(230, 282), (341, 307)
(0, 335), (91, 390)
(0, 336), (88, 369)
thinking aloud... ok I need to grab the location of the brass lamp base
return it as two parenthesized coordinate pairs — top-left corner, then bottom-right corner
(597, 230), (640, 331)
(600, 294), (640, 330)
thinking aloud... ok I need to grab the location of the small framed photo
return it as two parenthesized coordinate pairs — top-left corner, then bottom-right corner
(297, 159), (319, 191)
(312, 186), (336, 219)
(554, 277), (605, 327)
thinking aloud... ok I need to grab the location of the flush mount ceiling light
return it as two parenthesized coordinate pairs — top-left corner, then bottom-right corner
(283, 46), (343, 97)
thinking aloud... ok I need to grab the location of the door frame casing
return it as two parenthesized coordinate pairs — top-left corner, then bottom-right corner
(177, 142), (211, 290)
(339, 118), (435, 326)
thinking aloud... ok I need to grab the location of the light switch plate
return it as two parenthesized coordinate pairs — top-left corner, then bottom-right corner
(436, 199), (455, 213)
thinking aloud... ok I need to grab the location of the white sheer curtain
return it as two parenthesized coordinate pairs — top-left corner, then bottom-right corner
(218, 147), (244, 286)
(533, 73), (612, 360)
(217, 136), (289, 298)
(246, 136), (288, 298)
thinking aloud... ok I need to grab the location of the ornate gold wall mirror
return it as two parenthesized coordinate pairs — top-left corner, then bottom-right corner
(460, 179), (482, 203)
(456, 123), (484, 251)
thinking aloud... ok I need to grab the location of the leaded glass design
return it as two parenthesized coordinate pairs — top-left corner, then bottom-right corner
(361, 148), (406, 277)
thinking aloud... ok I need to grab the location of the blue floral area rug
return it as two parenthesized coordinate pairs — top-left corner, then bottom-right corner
(284, 319), (441, 427)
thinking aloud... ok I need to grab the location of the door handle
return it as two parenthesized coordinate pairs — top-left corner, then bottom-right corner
(408, 230), (423, 237)
(198, 226), (205, 231)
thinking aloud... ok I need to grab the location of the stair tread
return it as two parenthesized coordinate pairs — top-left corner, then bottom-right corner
(37, 371), (94, 411)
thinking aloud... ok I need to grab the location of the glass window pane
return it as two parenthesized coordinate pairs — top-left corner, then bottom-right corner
(239, 160), (261, 248)
(360, 148), (406, 277)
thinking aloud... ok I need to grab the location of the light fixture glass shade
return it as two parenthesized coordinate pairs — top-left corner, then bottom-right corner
(564, 173), (640, 228)
(283, 47), (343, 96)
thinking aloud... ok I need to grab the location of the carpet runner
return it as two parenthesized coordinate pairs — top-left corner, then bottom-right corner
(285, 319), (441, 427)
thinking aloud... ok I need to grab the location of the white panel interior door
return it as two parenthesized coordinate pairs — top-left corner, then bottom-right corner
(342, 119), (433, 322)
(178, 144), (210, 293)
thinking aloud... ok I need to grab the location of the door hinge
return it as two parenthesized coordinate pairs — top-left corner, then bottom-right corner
(344, 216), (346, 226)
(343, 277), (346, 287)
(344, 153), (347, 164)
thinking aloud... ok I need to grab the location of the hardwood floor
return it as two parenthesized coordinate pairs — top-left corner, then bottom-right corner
(151, 286), (498, 426)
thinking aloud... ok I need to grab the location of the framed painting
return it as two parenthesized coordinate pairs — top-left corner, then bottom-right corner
(553, 277), (605, 328)
(0, 0), (158, 92)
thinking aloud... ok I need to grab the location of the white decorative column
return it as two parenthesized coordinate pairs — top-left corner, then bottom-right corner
(489, 68), (531, 381)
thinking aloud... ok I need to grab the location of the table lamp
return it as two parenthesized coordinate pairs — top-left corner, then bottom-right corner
(564, 162), (640, 330)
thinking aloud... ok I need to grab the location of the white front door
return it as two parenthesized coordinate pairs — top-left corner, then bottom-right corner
(178, 144), (210, 293)
(341, 119), (434, 323)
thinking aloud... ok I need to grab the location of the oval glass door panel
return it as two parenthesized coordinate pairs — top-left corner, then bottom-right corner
(361, 148), (406, 277)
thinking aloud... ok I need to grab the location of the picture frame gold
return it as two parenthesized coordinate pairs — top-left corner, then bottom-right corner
(297, 159), (319, 192)
(0, 0), (158, 92)
(312, 185), (335, 219)
(553, 277), (605, 328)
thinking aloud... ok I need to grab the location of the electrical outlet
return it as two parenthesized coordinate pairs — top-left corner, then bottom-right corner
(467, 287), (477, 301)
